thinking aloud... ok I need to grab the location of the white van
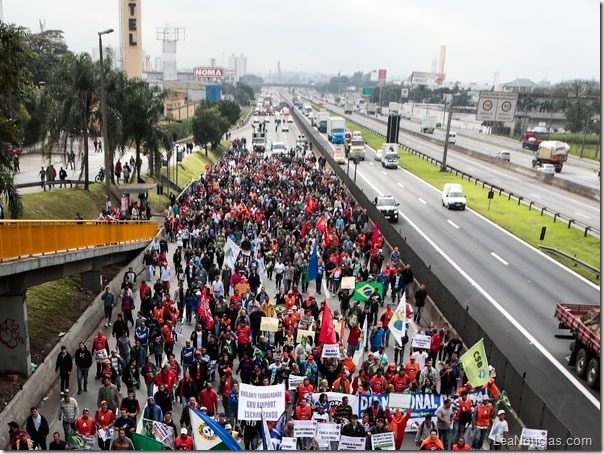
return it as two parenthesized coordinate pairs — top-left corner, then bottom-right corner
(442, 183), (466, 210)
(496, 150), (511, 161)
(447, 131), (457, 144)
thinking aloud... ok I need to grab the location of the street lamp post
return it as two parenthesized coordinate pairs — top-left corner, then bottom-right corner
(440, 99), (454, 172)
(98, 28), (114, 211)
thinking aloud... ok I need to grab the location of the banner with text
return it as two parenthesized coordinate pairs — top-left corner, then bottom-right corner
(238, 383), (286, 421)
(293, 420), (317, 438)
(339, 435), (366, 451)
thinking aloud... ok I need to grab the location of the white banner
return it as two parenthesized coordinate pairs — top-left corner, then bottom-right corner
(341, 276), (356, 290)
(237, 383), (285, 421)
(321, 344), (340, 359)
(316, 423), (341, 442)
(288, 374), (305, 391)
(371, 431), (395, 450)
(388, 392), (412, 410)
(152, 421), (174, 447)
(281, 436), (298, 450)
(223, 238), (241, 270)
(412, 333), (431, 349)
(338, 435), (366, 451)
(293, 420), (317, 438)
(520, 428), (548, 449)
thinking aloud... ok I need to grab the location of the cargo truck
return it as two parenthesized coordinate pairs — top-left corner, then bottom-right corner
(327, 117), (346, 144)
(522, 131), (542, 151)
(317, 111), (329, 133)
(344, 102), (354, 115)
(348, 139), (366, 161)
(531, 140), (569, 173)
(252, 132), (267, 152)
(421, 116), (437, 134)
(367, 103), (377, 115)
(555, 303), (600, 389)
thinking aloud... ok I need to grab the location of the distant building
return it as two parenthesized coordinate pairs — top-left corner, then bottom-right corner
(227, 53), (247, 81)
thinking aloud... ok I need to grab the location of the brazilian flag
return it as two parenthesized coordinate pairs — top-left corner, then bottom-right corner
(353, 282), (384, 302)
(500, 390), (512, 411)
(275, 304), (287, 315)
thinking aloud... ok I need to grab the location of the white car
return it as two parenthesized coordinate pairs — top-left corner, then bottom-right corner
(287, 117), (293, 123)
(281, 124), (289, 132)
(535, 163), (555, 175)
(271, 141), (287, 155)
(375, 148), (383, 161)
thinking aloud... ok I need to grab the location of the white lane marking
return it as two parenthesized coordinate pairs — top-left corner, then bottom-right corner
(356, 169), (601, 410)
(447, 220), (459, 229)
(418, 198), (427, 205)
(397, 182), (405, 188)
(574, 211), (591, 219)
(490, 252), (509, 266)
(529, 193), (542, 199)
(382, 171), (387, 175)
(322, 279), (331, 299)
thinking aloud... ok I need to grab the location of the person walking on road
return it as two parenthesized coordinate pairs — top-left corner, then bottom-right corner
(25, 406), (50, 450)
(57, 391), (79, 442)
(414, 283), (428, 323)
(101, 286), (116, 328)
(55, 345), (73, 393)
(74, 342), (93, 395)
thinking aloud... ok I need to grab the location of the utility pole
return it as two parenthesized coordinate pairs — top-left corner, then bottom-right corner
(440, 98), (454, 172)
(98, 28), (114, 208)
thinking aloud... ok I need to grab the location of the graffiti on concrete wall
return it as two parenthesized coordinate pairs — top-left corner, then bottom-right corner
(0, 319), (25, 349)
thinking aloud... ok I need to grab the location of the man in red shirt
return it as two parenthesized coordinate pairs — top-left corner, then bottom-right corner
(139, 281), (152, 318)
(297, 377), (314, 403)
(370, 369), (388, 394)
(346, 323), (362, 358)
(236, 320), (250, 360)
(155, 364), (177, 395)
(390, 369), (412, 393)
(199, 382), (219, 417)
(174, 428), (194, 450)
(163, 321), (176, 357)
(93, 331), (109, 379)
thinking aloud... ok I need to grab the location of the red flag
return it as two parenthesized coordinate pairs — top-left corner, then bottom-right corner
(372, 222), (380, 245)
(198, 288), (214, 329)
(316, 215), (328, 235)
(319, 303), (337, 344)
(305, 195), (313, 214)
(300, 221), (308, 238)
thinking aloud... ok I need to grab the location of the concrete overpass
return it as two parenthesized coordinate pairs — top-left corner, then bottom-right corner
(0, 220), (157, 376)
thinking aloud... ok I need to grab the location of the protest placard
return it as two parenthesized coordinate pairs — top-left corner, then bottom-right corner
(300, 315), (314, 325)
(338, 435), (366, 451)
(341, 276), (356, 290)
(281, 437), (298, 450)
(520, 428), (548, 449)
(371, 431), (395, 450)
(260, 317), (279, 332)
(321, 344), (340, 359)
(411, 333), (431, 349)
(95, 349), (108, 363)
(296, 329), (315, 343)
(288, 374), (305, 391)
(316, 423), (341, 442)
(293, 420), (317, 438)
(97, 428), (114, 442)
(237, 383), (285, 421)
(388, 392), (412, 410)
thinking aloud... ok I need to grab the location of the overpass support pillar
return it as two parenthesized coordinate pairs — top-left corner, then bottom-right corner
(81, 259), (104, 294)
(0, 279), (32, 376)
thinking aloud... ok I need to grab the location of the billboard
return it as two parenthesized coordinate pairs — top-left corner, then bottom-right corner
(378, 69), (387, 86)
(206, 85), (222, 102)
(476, 92), (518, 122)
(193, 67), (224, 78)
(411, 71), (436, 85)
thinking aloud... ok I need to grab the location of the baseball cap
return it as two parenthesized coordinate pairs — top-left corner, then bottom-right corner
(200, 406), (208, 411)
(497, 410), (505, 415)
(377, 418), (385, 423)
(100, 400), (108, 406)
(410, 354), (416, 359)
(225, 424), (233, 430)
(180, 428), (188, 435)
(308, 355), (314, 360)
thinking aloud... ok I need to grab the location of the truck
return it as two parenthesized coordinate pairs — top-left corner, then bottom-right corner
(531, 140), (569, 173)
(303, 104), (313, 117)
(421, 116), (437, 134)
(554, 303), (600, 389)
(344, 102), (354, 115)
(327, 117), (346, 144)
(348, 139), (366, 161)
(317, 111), (329, 133)
(252, 132), (267, 152)
(367, 103), (377, 115)
(522, 131), (542, 151)
(389, 102), (401, 114)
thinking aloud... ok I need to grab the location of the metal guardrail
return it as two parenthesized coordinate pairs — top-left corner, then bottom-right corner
(538, 245), (600, 278)
(0, 220), (157, 262)
(337, 111), (601, 239)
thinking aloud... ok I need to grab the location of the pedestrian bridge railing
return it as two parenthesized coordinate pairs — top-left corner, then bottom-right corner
(0, 220), (157, 262)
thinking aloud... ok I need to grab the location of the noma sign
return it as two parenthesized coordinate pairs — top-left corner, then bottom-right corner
(193, 67), (224, 78)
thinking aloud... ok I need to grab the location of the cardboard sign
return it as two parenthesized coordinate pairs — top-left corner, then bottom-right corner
(95, 349), (108, 363)
(316, 423), (341, 442)
(338, 435), (366, 451)
(300, 315), (314, 325)
(293, 420), (317, 438)
(520, 428), (548, 449)
(288, 374), (305, 391)
(281, 437), (298, 450)
(260, 317), (280, 332)
(237, 383), (285, 421)
(321, 344), (340, 358)
(411, 333), (431, 350)
(341, 276), (356, 290)
(296, 328), (315, 343)
(371, 431), (395, 450)
(388, 392), (413, 410)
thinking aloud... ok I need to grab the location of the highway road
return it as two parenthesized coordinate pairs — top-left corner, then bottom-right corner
(320, 102), (601, 232)
(290, 105), (601, 446)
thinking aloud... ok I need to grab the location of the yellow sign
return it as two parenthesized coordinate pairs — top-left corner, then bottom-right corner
(260, 317), (279, 332)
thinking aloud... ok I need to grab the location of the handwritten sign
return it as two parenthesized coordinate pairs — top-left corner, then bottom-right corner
(411, 333), (431, 350)
(293, 420), (317, 438)
(338, 435), (366, 450)
(260, 317), (279, 332)
(388, 392), (413, 410)
(316, 422), (341, 442)
(371, 431), (395, 450)
(296, 329), (315, 343)
(321, 344), (340, 359)
(341, 276), (356, 290)
(281, 437), (298, 450)
(237, 383), (285, 421)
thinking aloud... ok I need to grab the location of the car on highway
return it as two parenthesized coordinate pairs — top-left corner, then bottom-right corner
(281, 124), (289, 132)
(253, 117), (260, 124)
(271, 141), (287, 155)
(495, 150), (511, 161)
(287, 117), (293, 123)
(382, 151), (399, 169)
(374, 148), (382, 161)
(442, 183), (467, 210)
(333, 145), (346, 164)
(374, 194), (399, 222)
(535, 163), (556, 175)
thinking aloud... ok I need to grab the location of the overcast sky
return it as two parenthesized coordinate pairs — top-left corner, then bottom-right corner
(3, 0), (600, 84)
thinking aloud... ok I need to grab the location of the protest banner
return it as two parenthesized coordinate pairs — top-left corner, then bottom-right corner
(97, 428), (114, 442)
(288, 374), (305, 391)
(388, 392), (413, 410)
(411, 333), (431, 349)
(293, 420), (317, 438)
(238, 383), (285, 421)
(300, 315), (314, 325)
(520, 428), (548, 449)
(260, 317), (279, 332)
(151, 421), (175, 447)
(296, 329), (315, 343)
(358, 393), (389, 414)
(338, 435), (366, 451)
(95, 349), (108, 363)
(371, 431), (395, 450)
(341, 276), (356, 290)
(316, 423), (341, 442)
(321, 344), (340, 359)
(281, 437), (298, 450)
(332, 319), (342, 334)
(311, 392), (358, 415)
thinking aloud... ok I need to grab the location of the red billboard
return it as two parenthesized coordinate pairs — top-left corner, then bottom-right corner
(193, 67), (224, 78)
(378, 69), (387, 86)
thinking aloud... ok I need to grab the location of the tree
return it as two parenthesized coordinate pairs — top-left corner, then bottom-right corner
(552, 79), (600, 133)
(23, 29), (69, 86)
(191, 106), (228, 153)
(217, 100), (241, 125)
(0, 22), (34, 217)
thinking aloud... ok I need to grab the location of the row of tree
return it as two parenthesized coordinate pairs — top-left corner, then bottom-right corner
(0, 22), (248, 218)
